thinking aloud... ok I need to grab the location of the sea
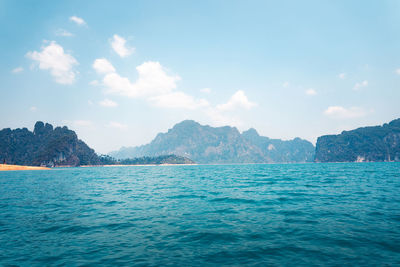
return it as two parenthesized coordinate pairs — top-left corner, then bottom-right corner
(0, 163), (399, 266)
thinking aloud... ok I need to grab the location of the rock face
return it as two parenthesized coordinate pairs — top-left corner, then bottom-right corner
(242, 128), (315, 163)
(0, 121), (100, 166)
(315, 118), (400, 162)
(110, 120), (315, 164)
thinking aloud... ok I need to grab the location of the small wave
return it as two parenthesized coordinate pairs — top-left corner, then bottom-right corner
(104, 200), (124, 206)
(210, 197), (258, 204)
(208, 208), (239, 214)
(184, 231), (240, 244)
(60, 225), (96, 234)
(168, 194), (206, 200)
(280, 210), (305, 216)
(103, 222), (135, 231)
(39, 225), (63, 233)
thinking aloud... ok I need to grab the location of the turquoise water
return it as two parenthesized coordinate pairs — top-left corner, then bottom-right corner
(0, 163), (399, 266)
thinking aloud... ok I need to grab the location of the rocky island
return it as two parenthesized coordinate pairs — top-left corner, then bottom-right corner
(315, 118), (400, 162)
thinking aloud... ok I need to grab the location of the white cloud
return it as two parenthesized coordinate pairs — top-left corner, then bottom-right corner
(88, 100), (94, 105)
(134, 62), (180, 95)
(30, 106), (37, 112)
(55, 29), (73, 37)
(106, 121), (127, 129)
(353, 80), (368, 90)
(338, 73), (346, 79)
(396, 69), (400, 75)
(99, 61), (180, 98)
(69, 16), (86, 26)
(204, 91), (257, 126)
(94, 59), (256, 120)
(102, 73), (135, 96)
(305, 88), (317, 96)
(99, 98), (118, 107)
(93, 58), (115, 74)
(12, 67), (23, 73)
(216, 90), (257, 111)
(111, 34), (134, 58)
(94, 60), (212, 110)
(282, 81), (290, 88)
(26, 41), (78, 84)
(150, 92), (209, 109)
(324, 106), (367, 119)
(201, 88), (212, 93)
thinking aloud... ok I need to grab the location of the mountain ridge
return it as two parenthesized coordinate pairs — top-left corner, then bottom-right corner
(3, 119), (400, 165)
(110, 120), (315, 163)
(315, 118), (400, 162)
(0, 121), (100, 167)
(0, 121), (195, 167)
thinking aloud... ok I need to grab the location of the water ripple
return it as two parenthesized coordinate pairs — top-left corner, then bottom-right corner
(0, 162), (399, 266)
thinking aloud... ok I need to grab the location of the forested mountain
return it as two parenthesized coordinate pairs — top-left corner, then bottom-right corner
(0, 122), (196, 167)
(110, 120), (315, 163)
(315, 118), (400, 162)
(242, 128), (315, 163)
(4, 118), (398, 166)
(0, 121), (100, 166)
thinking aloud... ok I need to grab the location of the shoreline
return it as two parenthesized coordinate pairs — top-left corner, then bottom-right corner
(0, 164), (50, 171)
(1, 161), (397, 171)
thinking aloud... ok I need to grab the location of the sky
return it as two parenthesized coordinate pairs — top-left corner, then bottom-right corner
(1, 0), (400, 154)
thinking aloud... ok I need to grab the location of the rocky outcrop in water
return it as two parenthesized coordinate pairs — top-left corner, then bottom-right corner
(315, 118), (400, 162)
(0, 121), (100, 167)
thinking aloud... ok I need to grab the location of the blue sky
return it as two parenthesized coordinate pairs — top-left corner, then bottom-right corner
(1, 0), (400, 153)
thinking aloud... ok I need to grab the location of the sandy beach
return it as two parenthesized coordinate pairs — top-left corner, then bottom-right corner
(0, 164), (50, 171)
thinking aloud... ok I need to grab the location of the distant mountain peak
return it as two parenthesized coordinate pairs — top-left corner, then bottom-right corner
(34, 121), (54, 135)
(242, 128), (259, 137)
(110, 120), (315, 163)
(173, 120), (201, 128)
